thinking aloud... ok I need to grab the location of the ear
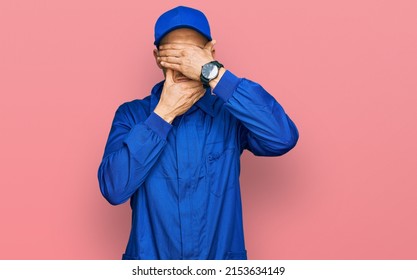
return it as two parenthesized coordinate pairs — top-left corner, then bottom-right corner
(153, 49), (163, 69)
(204, 39), (216, 58)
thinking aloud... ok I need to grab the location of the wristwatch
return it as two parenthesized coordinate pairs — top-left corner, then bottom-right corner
(200, 61), (224, 87)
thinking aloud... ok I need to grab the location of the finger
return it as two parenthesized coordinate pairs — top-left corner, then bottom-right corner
(177, 81), (203, 92)
(160, 61), (181, 72)
(158, 49), (182, 57)
(181, 82), (205, 94)
(159, 56), (182, 65)
(193, 85), (206, 97)
(204, 40), (216, 51)
(159, 43), (202, 51)
(184, 82), (204, 89)
(195, 88), (205, 97)
(159, 43), (186, 50)
(192, 88), (206, 102)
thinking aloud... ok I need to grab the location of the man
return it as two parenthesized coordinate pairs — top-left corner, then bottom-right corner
(98, 6), (298, 260)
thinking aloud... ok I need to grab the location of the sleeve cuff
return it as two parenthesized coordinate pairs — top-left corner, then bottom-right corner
(212, 70), (241, 102)
(144, 112), (172, 140)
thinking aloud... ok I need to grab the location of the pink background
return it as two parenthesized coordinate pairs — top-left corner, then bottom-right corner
(1, 0), (416, 259)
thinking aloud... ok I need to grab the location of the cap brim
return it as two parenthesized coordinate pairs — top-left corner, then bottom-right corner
(154, 25), (212, 46)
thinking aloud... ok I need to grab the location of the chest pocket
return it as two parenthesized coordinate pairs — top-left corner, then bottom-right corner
(206, 147), (238, 197)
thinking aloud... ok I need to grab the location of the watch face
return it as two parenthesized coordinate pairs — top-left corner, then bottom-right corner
(202, 63), (219, 80)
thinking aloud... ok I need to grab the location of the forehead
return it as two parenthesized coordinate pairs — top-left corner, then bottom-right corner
(160, 28), (208, 47)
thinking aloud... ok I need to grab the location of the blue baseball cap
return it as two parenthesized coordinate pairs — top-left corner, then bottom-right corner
(154, 6), (212, 47)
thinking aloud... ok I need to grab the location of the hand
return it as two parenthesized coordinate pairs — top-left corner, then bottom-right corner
(157, 40), (216, 81)
(154, 69), (206, 124)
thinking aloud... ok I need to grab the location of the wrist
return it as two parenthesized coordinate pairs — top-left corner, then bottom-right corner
(154, 105), (175, 124)
(209, 67), (226, 89)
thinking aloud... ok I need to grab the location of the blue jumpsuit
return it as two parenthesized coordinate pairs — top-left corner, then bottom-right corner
(98, 70), (299, 259)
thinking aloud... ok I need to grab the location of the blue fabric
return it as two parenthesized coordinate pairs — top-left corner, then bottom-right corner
(98, 70), (299, 259)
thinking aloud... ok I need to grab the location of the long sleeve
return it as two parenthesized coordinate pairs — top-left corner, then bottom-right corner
(98, 104), (172, 205)
(213, 70), (299, 156)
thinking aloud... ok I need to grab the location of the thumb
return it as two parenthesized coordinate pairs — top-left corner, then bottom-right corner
(204, 39), (216, 51)
(165, 68), (174, 84)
